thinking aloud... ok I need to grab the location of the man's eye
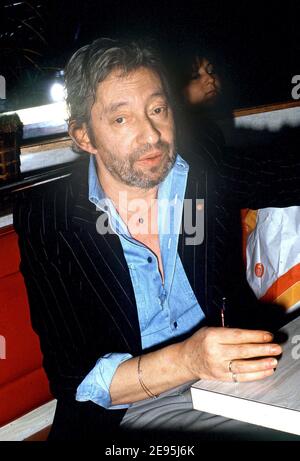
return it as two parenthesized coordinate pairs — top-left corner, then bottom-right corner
(153, 106), (166, 115)
(115, 117), (125, 124)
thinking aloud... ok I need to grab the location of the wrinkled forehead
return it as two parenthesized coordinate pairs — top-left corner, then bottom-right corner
(94, 66), (167, 109)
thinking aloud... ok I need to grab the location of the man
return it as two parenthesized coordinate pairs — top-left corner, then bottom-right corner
(14, 38), (297, 441)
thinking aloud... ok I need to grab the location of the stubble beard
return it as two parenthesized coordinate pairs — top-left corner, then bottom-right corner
(101, 140), (176, 189)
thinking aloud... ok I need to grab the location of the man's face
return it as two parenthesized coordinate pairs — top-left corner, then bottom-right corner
(88, 66), (176, 189)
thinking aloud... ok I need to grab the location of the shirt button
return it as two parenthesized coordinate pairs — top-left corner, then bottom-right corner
(147, 256), (153, 263)
(104, 205), (109, 211)
(173, 321), (178, 328)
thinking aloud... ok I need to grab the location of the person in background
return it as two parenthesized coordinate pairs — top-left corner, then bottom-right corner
(168, 42), (232, 162)
(183, 55), (221, 107)
(172, 41), (300, 334)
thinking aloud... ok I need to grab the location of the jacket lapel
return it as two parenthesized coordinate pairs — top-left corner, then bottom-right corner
(178, 167), (209, 316)
(69, 160), (142, 354)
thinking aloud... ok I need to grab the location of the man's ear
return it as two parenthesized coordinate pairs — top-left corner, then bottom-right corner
(69, 122), (97, 155)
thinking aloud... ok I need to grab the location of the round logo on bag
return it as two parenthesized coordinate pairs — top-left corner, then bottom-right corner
(255, 263), (264, 278)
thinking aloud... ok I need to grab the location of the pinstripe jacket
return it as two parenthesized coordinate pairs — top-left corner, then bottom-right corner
(13, 141), (300, 439)
(13, 153), (221, 439)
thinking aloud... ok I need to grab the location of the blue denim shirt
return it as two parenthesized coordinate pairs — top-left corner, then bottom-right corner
(76, 154), (205, 409)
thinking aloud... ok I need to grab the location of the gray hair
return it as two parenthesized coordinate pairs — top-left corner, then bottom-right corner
(64, 37), (172, 138)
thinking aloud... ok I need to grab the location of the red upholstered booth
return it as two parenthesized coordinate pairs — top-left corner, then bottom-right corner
(0, 225), (52, 427)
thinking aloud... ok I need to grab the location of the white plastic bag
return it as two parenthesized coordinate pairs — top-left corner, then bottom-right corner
(244, 206), (300, 312)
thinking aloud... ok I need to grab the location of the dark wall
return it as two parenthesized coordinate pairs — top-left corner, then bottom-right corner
(1, 0), (299, 109)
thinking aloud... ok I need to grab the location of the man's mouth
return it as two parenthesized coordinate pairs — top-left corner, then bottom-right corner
(137, 151), (163, 164)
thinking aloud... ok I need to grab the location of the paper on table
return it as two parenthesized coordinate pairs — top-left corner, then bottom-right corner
(191, 316), (300, 436)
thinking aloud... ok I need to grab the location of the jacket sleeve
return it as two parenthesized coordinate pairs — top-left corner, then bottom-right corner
(13, 182), (126, 402)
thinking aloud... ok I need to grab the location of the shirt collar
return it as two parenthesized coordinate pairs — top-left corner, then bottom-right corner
(88, 153), (189, 233)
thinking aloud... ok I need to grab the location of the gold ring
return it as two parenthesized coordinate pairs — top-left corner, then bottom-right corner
(232, 372), (238, 383)
(228, 360), (233, 373)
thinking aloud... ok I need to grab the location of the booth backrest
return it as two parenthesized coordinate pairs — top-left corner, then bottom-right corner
(0, 225), (52, 427)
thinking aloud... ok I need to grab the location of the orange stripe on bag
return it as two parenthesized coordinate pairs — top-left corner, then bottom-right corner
(273, 282), (300, 311)
(260, 263), (300, 304)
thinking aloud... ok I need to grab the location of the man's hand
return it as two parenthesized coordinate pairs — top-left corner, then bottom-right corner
(180, 327), (282, 383)
(110, 327), (282, 405)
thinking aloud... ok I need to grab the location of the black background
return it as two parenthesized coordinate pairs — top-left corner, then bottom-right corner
(1, 0), (299, 109)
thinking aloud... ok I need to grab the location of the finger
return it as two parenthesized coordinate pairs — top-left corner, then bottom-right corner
(227, 357), (278, 374)
(218, 328), (274, 345)
(226, 342), (282, 360)
(231, 368), (275, 383)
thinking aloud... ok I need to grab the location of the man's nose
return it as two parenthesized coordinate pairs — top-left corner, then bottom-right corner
(137, 116), (161, 145)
